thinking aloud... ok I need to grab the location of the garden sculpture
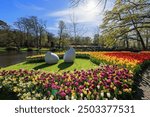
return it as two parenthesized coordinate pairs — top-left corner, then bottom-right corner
(63, 47), (76, 62)
(45, 51), (59, 64)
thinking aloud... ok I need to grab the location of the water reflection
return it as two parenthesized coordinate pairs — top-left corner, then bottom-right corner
(0, 51), (44, 67)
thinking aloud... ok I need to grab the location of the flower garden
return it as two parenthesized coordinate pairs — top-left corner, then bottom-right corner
(0, 51), (150, 100)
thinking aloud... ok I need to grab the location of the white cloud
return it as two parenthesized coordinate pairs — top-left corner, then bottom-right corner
(49, 0), (103, 24)
(47, 27), (58, 31)
(47, 0), (114, 37)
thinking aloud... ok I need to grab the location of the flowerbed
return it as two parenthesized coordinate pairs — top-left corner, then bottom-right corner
(0, 51), (150, 100)
(26, 51), (150, 70)
(26, 53), (89, 63)
(0, 65), (133, 100)
(82, 52), (150, 70)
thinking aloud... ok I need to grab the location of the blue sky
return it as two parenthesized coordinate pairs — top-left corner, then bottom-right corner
(0, 0), (114, 37)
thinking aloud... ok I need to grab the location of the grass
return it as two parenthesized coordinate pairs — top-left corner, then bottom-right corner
(2, 58), (98, 73)
(0, 47), (6, 53)
(0, 47), (50, 52)
(20, 48), (50, 51)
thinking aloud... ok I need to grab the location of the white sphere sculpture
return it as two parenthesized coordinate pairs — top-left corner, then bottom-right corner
(45, 52), (59, 64)
(63, 47), (76, 63)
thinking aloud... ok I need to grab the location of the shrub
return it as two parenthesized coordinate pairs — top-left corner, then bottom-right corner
(6, 47), (18, 51)
(27, 48), (33, 52)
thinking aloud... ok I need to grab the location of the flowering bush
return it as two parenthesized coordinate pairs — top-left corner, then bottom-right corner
(0, 65), (133, 100)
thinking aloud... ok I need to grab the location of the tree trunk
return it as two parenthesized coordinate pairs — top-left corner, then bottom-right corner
(126, 39), (129, 49)
(59, 37), (61, 49)
(125, 35), (129, 49)
(146, 30), (149, 49)
(128, 10), (146, 50)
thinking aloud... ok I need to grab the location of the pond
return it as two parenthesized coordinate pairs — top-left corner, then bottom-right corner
(0, 51), (45, 67)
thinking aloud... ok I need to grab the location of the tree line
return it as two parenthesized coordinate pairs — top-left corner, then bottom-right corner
(0, 16), (95, 51)
(0, 0), (149, 51)
(0, 16), (48, 50)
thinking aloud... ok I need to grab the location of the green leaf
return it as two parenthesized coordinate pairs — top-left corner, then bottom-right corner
(51, 89), (58, 96)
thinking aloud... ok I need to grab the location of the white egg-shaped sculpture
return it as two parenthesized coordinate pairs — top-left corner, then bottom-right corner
(45, 52), (59, 64)
(63, 47), (76, 63)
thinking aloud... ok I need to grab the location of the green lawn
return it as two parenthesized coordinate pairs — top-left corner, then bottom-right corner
(20, 48), (50, 51)
(3, 58), (98, 73)
(0, 47), (50, 52)
(0, 47), (6, 53)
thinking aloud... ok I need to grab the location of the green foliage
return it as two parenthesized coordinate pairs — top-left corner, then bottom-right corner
(0, 87), (18, 100)
(100, 0), (150, 49)
(6, 46), (18, 51)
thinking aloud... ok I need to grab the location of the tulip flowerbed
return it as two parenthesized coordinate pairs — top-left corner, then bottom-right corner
(0, 65), (133, 100)
(84, 52), (150, 70)
(0, 51), (150, 100)
(26, 51), (150, 70)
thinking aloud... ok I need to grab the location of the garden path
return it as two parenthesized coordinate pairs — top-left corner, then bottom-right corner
(136, 66), (150, 99)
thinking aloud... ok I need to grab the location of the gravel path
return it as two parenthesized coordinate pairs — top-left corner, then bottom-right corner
(135, 66), (150, 99)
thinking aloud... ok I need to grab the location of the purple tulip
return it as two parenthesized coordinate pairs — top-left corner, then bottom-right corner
(75, 82), (79, 86)
(47, 91), (51, 95)
(44, 83), (49, 89)
(65, 82), (69, 86)
(60, 92), (66, 97)
(106, 79), (111, 85)
(123, 84), (129, 89)
(114, 80), (122, 86)
(24, 76), (28, 81)
(66, 88), (71, 94)
(79, 85), (84, 89)
(51, 84), (58, 89)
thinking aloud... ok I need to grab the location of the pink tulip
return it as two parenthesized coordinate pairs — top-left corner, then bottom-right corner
(106, 79), (111, 84)
(114, 80), (122, 86)
(123, 84), (129, 89)
(75, 82), (79, 86)
(60, 92), (66, 97)
(47, 91), (51, 95)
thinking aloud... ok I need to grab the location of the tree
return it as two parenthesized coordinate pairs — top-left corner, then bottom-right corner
(14, 17), (33, 47)
(4, 28), (24, 50)
(14, 16), (47, 49)
(93, 34), (100, 45)
(0, 20), (9, 29)
(0, 20), (10, 47)
(68, 12), (87, 45)
(47, 32), (55, 48)
(100, 0), (150, 50)
(27, 16), (47, 49)
(82, 36), (92, 45)
(58, 20), (66, 49)
(38, 19), (47, 49)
